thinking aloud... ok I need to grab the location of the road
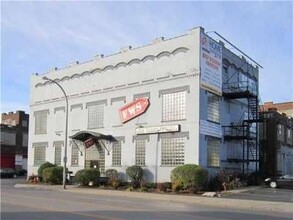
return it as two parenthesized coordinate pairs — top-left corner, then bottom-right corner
(1, 178), (292, 220)
(225, 186), (293, 203)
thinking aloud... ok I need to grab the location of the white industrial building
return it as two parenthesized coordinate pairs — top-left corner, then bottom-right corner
(28, 27), (260, 182)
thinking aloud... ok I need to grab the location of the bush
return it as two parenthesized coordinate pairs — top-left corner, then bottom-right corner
(171, 164), (208, 192)
(111, 179), (121, 189)
(42, 166), (63, 184)
(126, 165), (143, 188)
(172, 180), (183, 193)
(38, 162), (56, 181)
(143, 182), (157, 189)
(157, 182), (171, 192)
(27, 174), (39, 184)
(75, 168), (100, 186)
(105, 169), (119, 180)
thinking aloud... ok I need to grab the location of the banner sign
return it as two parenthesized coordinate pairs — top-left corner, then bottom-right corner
(84, 137), (95, 148)
(200, 33), (223, 95)
(135, 124), (180, 135)
(200, 120), (222, 138)
(119, 98), (149, 123)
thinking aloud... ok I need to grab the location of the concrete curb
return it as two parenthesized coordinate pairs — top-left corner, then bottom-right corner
(14, 184), (292, 213)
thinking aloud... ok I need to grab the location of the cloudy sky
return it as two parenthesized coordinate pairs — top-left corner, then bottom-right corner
(1, 1), (292, 114)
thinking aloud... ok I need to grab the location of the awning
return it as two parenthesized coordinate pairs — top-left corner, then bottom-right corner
(69, 130), (116, 142)
(69, 131), (116, 155)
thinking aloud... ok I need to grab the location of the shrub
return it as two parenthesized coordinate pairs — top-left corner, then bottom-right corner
(143, 182), (157, 189)
(171, 164), (208, 192)
(157, 182), (171, 192)
(126, 165), (143, 188)
(139, 186), (148, 192)
(27, 174), (39, 184)
(105, 169), (119, 180)
(111, 179), (121, 189)
(42, 166), (63, 184)
(75, 168), (100, 186)
(38, 162), (56, 181)
(172, 180), (183, 193)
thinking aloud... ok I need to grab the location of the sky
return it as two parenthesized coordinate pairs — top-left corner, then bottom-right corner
(1, 1), (292, 114)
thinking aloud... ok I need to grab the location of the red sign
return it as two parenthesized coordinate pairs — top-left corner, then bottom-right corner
(119, 98), (149, 123)
(84, 137), (95, 148)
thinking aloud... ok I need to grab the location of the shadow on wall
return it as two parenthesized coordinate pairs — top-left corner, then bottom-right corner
(143, 169), (154, 182)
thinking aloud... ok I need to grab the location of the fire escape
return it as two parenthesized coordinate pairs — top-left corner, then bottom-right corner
(222, 80), (260, 174)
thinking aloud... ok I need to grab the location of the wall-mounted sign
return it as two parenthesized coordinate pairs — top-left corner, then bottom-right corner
(119, 98), (149, 123)
(84, 137), (95, 148)
(136, 124), (180, 135)
(200, 33), (223, 96)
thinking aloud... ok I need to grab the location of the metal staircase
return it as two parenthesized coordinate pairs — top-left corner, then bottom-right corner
(222, 80), (260, 174)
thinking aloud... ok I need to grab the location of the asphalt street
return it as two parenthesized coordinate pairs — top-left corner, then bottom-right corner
(1, 177), (293, 220)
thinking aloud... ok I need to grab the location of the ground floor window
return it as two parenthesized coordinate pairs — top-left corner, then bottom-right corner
(112, 141), (121, 166)
(161, 137), (185, 166)
(207, 136), (220, 167)
(135, 139), (146, 166)
(33, 144), (46, 166)
(71, 142), (79, 166)
(54, 142), (62, 165)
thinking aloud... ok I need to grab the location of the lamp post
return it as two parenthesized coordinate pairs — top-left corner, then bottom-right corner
(42, 76), (68, 189)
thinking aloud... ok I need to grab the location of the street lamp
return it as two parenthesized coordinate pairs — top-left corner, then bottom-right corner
(42, 76), (68, 190)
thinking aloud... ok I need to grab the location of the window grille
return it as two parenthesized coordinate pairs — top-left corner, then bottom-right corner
(88, 104), (104, 129)
(162, 91), (186, 121)
(54, 143), (62, 165)
(207, 92), (220, 123)
(34, 110), (48, 134)
(34, 145), (46, 166)
(71, 143), (79, 166)
(112, 141), (121, 166)
(97, 143), (105, 173)
(207, 137), (220, 167)
(161, 137), (185, 166)
(135, 139), (146, 166)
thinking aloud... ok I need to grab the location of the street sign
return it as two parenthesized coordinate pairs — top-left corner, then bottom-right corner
(119, 98), (149, 123)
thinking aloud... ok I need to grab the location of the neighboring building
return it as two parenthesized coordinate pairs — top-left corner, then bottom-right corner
(259, 102), (293, 177)
(28, 27), (260, 182)
(261, 101), (293, 118)
(1, 111), (29, 170)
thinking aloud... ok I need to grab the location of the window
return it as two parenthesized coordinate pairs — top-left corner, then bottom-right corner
(33, 144), (46, 166)
(112, 141), (121, 166)
(71, 142), (79, 166)
(22, 133), (28, 147)
(162, 91), (186, 121)
(97, 143), (105, 173)
(22, 120), (28, 127)
(54, 142), (63, 165)
(161, 137), (185, 166)
(207, 92), (220, 123)
(34, 110), (49, 134)
(207, 137), (220, 167)
(88, 104), (104, 129)
(287, 128), (292, 144)
(277, 124), (285, 141)
(135, 139), (146, 166)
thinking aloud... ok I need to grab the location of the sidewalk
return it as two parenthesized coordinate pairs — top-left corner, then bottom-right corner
(15, 183), (292, 213)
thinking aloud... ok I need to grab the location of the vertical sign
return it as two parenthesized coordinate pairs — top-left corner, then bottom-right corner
(200, 33), (223, 96)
